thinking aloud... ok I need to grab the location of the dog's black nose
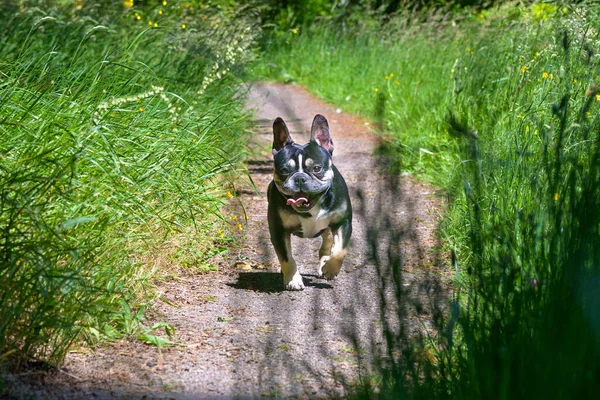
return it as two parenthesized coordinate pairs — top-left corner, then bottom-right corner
(294, 175), (307, 186)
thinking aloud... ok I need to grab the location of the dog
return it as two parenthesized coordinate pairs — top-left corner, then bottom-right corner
(267, 114), (352, 290)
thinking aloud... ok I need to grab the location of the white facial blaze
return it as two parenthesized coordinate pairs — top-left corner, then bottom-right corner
(297, 154), (303, 173)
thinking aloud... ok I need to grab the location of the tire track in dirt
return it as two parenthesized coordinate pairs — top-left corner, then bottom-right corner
(18, 82), (448, 399)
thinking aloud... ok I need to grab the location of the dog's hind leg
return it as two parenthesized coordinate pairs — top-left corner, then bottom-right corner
(320, 220), (351, 280)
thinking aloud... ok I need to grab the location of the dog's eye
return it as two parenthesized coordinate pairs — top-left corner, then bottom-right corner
(312, 165), (322, 173)
(279, 167), (290, 175)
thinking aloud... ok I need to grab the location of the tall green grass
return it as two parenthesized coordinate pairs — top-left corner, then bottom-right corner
(255, 2), (600, 397)
(432, 6), (600, 398)
(0, 1), (257, 368)
(254, 9), (465, 184)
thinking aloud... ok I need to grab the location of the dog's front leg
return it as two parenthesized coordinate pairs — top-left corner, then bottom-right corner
(320, 220), (351, 280)
(317, 228), (333, 277)
(271, 233), (304, 291)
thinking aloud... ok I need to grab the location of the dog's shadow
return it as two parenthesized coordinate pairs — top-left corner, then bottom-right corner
(228, 272), (333, 293)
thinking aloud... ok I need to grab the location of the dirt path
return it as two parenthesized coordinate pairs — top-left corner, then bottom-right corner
(9, 83), (447, 399)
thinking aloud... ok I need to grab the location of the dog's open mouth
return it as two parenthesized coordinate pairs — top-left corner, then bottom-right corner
(286, 195), (311, 208)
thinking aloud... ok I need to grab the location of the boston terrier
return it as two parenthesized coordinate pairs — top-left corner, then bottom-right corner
(267, 114), (352, 291)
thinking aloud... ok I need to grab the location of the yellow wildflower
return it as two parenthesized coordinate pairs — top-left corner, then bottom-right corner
(390, 73), (394, 77)
(596, 94), (600, 102)
(395, 81), (400, 86)
(158, 9), (163, 14)
(139, 106), (144, 112)
(227, 190), (234, 199)
(292, 28), (298, 34)
(237, 222), (243, 231)
(162, 0), (167, 5)
(553, 193), (559, 201)
(525, 125), (530, 132)
(542, 72), (549, 79)
(148, 20), (153, 26)
(123, 0), (134, 7)
(181, 23), (186, 29)
(521, 65), (528, 74)
(374, 88), (379, 93)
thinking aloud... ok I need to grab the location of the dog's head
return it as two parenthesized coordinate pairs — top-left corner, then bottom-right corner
(272, 114), (335, 212)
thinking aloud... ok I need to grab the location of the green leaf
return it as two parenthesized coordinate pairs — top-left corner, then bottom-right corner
(148, 322), (176, 338)
(88, 327), (100, 341)
(60, 217), (97, 230)
(137, 333), (176, 348)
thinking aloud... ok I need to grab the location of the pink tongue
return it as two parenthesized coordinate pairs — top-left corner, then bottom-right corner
(286, 197), (308, 206)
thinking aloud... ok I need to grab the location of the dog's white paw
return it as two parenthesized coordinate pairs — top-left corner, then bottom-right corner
(321, 257), (343, 280)
(284, 272), (305, 291)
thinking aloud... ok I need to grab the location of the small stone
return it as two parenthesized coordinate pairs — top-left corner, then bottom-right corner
(233, 262), (252, 271)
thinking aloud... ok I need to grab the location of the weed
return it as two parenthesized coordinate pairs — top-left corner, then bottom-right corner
(202, 295), (217, 303)
(262, 387), (283, 398)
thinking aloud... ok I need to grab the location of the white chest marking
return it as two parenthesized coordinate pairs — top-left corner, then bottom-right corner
(299, 205), (332, 238)
(279, 199), (345, 238)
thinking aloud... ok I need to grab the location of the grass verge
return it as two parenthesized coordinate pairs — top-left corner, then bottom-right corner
(254, 2), (600, 397)
(0, 0), (257, 368)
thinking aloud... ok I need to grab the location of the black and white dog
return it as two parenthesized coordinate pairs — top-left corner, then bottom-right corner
(267, 115), (352, 290)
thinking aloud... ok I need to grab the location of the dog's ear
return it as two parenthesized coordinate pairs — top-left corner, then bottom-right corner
(310, 114), (334, 155)
(272, 117), (293, 155)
